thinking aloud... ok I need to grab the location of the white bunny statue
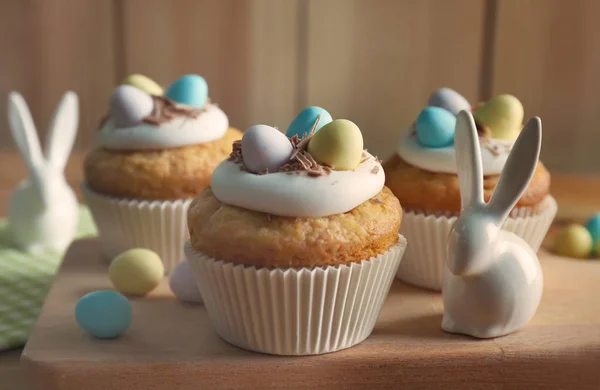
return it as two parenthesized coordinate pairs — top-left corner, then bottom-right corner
(442, 110), (543, 339)
(7, 91), (80, 253)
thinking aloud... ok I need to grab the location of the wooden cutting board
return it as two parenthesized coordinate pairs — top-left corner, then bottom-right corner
(20, 237), (600, 390)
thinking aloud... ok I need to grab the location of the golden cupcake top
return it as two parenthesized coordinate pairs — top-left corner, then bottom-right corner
(97, 73), (229, 151)
(210, 107), (385, 218)
(187, 186), (402, 267)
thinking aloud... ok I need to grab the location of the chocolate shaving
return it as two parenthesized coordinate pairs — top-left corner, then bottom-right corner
(97, 114), (109, 130)
(371, 165), (380, 174)
(228, 140), (244, 164)
(278, 150), (331, 177)
(360, 151), (370, 164)
(475, 121), (492, 138)
(370, 198), (384, 205)
(479, 134), (512, 156)
(142, 95), (207, 125)
(409, 122), (417, 137)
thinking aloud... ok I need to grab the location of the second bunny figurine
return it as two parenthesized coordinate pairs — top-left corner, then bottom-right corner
(7, 92), (80, 253)
(442, 110), (544, 339)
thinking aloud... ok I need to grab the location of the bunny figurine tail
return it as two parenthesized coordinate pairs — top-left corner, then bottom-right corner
(7, 91), (80, 253)
(441, 111), (544, 339)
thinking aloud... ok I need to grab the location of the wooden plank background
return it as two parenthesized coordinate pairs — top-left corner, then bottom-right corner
(0, 0), (597, 173)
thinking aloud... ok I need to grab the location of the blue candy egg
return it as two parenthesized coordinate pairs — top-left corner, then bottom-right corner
(165, 74), (208, 108)
(75, 290), (132, 339)
(585, 213), (600, 246)
(286, 106), (333, 138)
(416, 107), (456, 148)
(428, 88), (471, 116)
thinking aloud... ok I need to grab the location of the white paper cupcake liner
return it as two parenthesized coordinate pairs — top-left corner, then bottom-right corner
(185, 235), (407, 356)
(82, 184), (192, 274)
(396, 196), (558, 291)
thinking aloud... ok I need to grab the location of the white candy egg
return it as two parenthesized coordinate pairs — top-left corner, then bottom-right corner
(169, 260), (203, 304)
(109, 85), (154, 127)
(241, 125), (293, 173)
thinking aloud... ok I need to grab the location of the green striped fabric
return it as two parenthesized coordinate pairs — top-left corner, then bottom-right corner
(0, 206), (97, 350)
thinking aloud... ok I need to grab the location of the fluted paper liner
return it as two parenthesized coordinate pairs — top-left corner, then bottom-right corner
(397, 195), (558, 291)
(82, 184), (192, 274)
(185, 235), (407, 356)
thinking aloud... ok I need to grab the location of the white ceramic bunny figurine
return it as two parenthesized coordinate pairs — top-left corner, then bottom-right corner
(7, 91), (80, 253)
(442, 110), (543, 339)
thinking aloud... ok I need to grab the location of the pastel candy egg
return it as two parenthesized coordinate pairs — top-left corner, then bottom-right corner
(585, 212), (600, 245)
(307, 119), (363, 170)
(555, 224), (593, 259)
(75, 290), (132, 339)
(286, 106), (333, 138)
(109, 85), (154, 127)
(165, 74), (208, 108)
(428, 88), (471, 116)
(242, 125), (293, 173)
(122, 74), (164, 96)
(474, 94), (524, 140)
(109, 248), (164, 296)
(415, 107), (456, 148)
(169, 260), (203, 304)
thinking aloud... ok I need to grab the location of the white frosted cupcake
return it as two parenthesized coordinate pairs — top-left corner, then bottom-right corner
(384, 89), (557, 290)
(186, 107), (407, 355)
(83, 74), (242, 274)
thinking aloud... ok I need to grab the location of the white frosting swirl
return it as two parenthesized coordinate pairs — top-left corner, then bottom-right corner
(98, 104), (228, 150)
(396, 129), (513, 175)
(211, 153), (385, 217)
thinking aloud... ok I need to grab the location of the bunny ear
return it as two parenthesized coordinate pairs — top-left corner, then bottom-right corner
(45, 91), (79, 171)
(454, 110), (484, 209)
(486, 117), (542, 222)
(7, 92), (44, 171)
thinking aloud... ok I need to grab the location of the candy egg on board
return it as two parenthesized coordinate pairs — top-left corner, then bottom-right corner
(75, 290), (132, 339)
(585, 212), (600, 245)
(474, 94), (524, 140)
(109, 248), (164, 296)
(169, 260), (203, 304)
(286, 106), (333, 138)
(416, 106), (456, 148)
(555, 224), (593, 259)
(109, 85), (154, 127)
(242, 124), (293, 173)
(165, 74), (208, 108)
(427, 88), (471, 116)
(122, 74), (164, 96)
(307, 119), (363, 170)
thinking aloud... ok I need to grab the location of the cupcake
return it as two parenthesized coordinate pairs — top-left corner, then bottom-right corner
(185, 107), (407, 355)
(83, 74), (242, 274)
(384, 89), (557, 291)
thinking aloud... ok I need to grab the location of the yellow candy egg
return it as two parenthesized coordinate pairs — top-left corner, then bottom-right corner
(554, 224), (593, 259)
(474, 94), (524, 140)
(122, 74), (164, 96)
(109, 248), (164, 296)
(306, 119), (364, 170)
